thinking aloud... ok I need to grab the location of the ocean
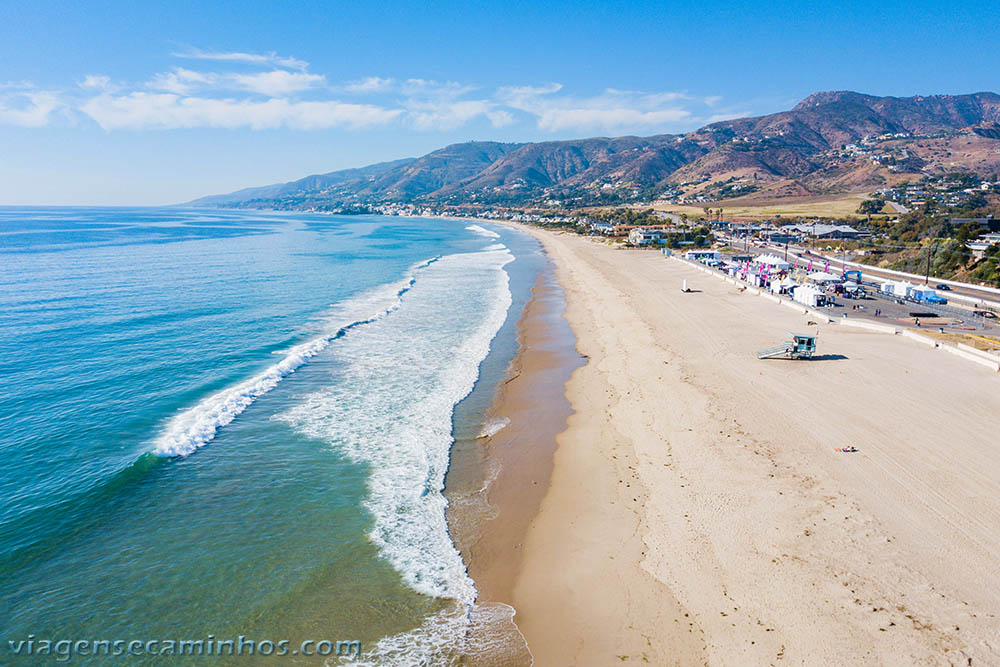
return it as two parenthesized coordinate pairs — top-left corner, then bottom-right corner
(0, 208), (545, 664)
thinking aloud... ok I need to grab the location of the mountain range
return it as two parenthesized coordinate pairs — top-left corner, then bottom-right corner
(187, 91), (1000, 210)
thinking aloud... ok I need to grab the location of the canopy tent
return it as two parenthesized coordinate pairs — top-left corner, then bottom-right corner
(792, 284), (824, 307)
(881, 280), (914, 296)
(770, 276), (797, 293)
(807, 271), (843, 283)
(753, 254), (791, 270)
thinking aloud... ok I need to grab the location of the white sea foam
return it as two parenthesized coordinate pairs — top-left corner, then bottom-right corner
(152, 258), (437, 457)
(477, 416), (511, 439)
(465, 224), (500, 239)
(339, 602), (532, 666)
(280, 246), (513, 603)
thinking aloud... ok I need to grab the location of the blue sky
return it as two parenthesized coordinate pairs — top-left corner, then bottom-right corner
(2, 0), (997, 205)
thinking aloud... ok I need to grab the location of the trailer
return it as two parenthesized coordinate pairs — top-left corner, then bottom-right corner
(908, 286), (948, 305)
(757, 333), (817, 360)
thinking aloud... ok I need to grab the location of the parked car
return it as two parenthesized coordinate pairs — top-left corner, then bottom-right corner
(935, 283), (951, 291)
(973, 310), (998, 319)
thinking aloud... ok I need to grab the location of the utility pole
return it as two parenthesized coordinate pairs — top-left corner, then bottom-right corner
(924, 245), (935, 285)
(784, 239), (789, 262)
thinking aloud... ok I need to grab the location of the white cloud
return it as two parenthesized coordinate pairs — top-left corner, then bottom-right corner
(401, 78), (476, 98)
(496, 83), (563, 107)
(407, 99), (504, 131)
(0, 90), (61, 127)
(486, 110), (515, 127)
(537, 107), (691, 131)
(497, 84), (695, 132)
(81, 93), (403, 130)
(148, 68), (217, 95)
(343, 76), (395, 93)
(173, 48), (309, 71)
(80, 75), (114, 91)
(706, 111), (750, 123)
(230, 70), (325, 96)
(147, 68), (324, 96)
(1, 51), (731, 135)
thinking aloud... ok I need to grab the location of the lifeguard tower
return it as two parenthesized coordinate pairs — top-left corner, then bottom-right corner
(756, 333), (817, 360)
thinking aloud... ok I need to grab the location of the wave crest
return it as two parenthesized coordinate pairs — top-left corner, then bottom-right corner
(152, 257), (439, 457)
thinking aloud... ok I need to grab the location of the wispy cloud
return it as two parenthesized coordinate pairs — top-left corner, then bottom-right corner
(396, 78), (502, 130)
(172, 48), (309, 71)
(147, 68), (216, 95)
(0, 50), (735, 134)
(706, 110), (751, 123)
(498, 85), (693, 132)
(147, 68), (325, 96)
(0, 86), (62, 127)
(230, 71), (326, 96)
(406, 99), (513, 131)
(81, 93), (402, 130)
(79, 75), (116, 92)
(400, 78), (476, 98)
(343, 76), (395, 94)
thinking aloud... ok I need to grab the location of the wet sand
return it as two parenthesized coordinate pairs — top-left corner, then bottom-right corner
(445, 265), (582, 664)
(460, 269), (582, 603)
(503, 227), (1000, 665)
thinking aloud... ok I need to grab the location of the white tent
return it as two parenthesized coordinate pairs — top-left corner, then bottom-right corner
(881, 280), (913, 297)
(771, 276), (797, 293)
(753, 254), (791, 271)
(807, 271), (842, 283)
(792, 284), (824, 307)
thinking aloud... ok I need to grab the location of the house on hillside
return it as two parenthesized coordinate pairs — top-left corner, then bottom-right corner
(969, 232), (1000, 259)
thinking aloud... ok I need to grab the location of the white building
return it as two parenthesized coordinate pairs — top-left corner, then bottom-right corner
(629, 228), (670, 246)
(684, 249), (720, 261)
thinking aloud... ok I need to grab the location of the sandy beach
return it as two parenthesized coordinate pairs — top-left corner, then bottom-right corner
(494, 227), (1000, 665)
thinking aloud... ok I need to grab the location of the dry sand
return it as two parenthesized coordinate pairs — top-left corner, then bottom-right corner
(507, 228), (1000, 666)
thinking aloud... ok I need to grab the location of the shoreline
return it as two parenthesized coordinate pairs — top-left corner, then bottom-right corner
(445, 250), (583, 662)
(460, 265), (582, 603)
(484, 222), (1000, 665)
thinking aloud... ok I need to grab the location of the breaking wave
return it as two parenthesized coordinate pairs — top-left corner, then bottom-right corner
(280, 246), (513, 602)
(465, 224), (501, 239)
(152, 257), (439, 457)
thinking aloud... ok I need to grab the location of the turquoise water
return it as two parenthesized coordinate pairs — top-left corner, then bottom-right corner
(0, 208), (543, 664)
